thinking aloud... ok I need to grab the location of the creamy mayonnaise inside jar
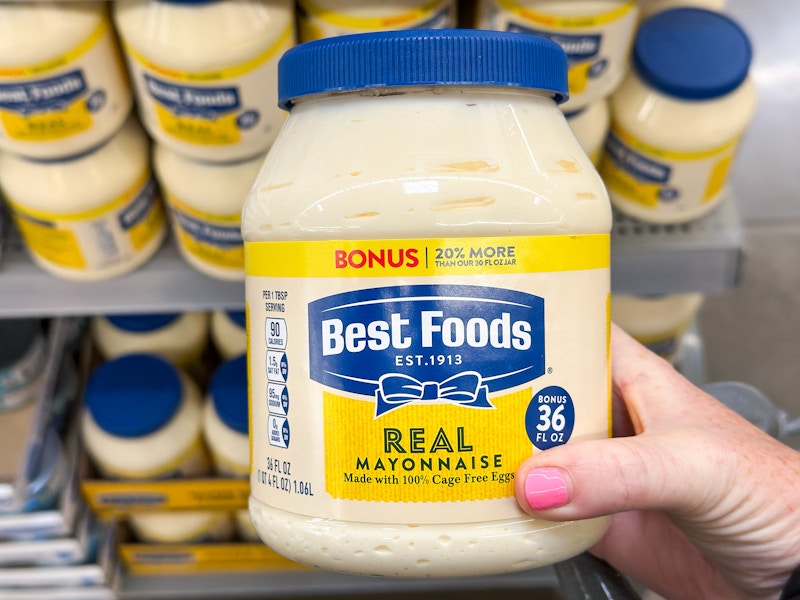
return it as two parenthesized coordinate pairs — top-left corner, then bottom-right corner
(297, 0), (457, 42)
(476, 0), (638, 111)
(92, 312), (209, 369)
(203, 355), (256, 540)
(612, 293), (704, 364)
(565, 100), (610, 167)
(243, 30), (612, 577)
(0, 1), (132, 160)
(639, 0), (726, 21)
(0, 118), (166, 281)
(210, 310), (247, 360)
(81, 354), (224, 543)
(154, 145), (262, 281)
(113, 0), (295, 163)
(601, 8), (756, 224)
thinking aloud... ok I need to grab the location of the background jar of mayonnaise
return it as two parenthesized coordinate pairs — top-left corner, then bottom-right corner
(92, 311), (209, 369)
(203, 355), (257, 540)
(0, 1), (132, 160)
(81, 354), (228, 543)
(601, 8), (756, 224)
(243, 30), (612, 577)
(639, 0), (726, 21)
(612, 293), (705, 364)
(210, 310), (247, 361)
(475, 0), (638, 111)
(565, 100), (610, 167)
(297, 0), (457, 42)
(154, 145), (262, 281)
(0, 118), (166, 281)
(113, 0), (294, 162)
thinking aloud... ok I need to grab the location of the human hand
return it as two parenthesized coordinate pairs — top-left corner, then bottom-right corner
(515, 324), (800, 600)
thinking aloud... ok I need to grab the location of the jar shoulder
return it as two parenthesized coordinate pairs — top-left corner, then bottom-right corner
(243, 93), (612, 239)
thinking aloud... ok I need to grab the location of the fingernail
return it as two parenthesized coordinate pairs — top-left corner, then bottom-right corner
(525, 468), (569, 510)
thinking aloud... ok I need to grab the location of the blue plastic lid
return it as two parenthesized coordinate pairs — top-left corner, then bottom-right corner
(226, 311), (246, 329)
(634, 8), (752, 100)
(278, 29), (568, 109)
(85, 355), (183, 438)
(210, 356), (248, 435)
(106, 313), (180, 332)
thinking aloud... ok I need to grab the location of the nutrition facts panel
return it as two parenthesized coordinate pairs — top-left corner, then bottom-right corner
(265, 316), (289, 449)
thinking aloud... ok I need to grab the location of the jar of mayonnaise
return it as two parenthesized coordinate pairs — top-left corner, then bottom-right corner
(565, 100), (610, 167)
(600, 8), (756, 224)
(0, 118), (166, 281)
(203, 355), (257, 540)
(297, 0), (457, 42)
(0, 319), (47, 412)
(243, 30), (612, 577)
(82, 354), (225, 543)
(612, 293), (704, 364)
(113, 0), (295, 163)
(210, 310), (247, 361)
(639, 0), (726, 21)
(475, 0), (638, 111)
(0, 1), (132, 160)
(154, 145), (262, 281)
(92, 312), (209, 369)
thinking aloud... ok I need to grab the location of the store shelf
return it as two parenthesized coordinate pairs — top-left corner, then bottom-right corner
(0, 194), (744, 318)
(0, 233), (245, 318)
(120, 566), (559, 600)
(610, 191), (745, 296)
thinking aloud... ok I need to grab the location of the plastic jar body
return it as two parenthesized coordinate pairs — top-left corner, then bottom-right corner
(0, 1), (132, 160)
(203, 356), (253, 540)
(243, 79), (612, 575)
(476, 0), (638, 111)
(639, 0), (726, 20)
(600, 9), (756, 224)
(154, 145), (262, 281)
(612, 293), (704, 364)
(0, 118), (166, 281)
(113, 0), (294, 162)
(92, 312), (209, 369)
(565, 100), (610, 167)
(82, 355), (220, 543)
(297, 0), (457, 42)
(210, 310), (247, 360)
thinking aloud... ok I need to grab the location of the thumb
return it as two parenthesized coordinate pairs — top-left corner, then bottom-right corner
(514, 429), (719, 521)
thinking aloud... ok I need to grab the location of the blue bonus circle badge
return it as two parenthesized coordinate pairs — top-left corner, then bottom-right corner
(526, 386), (575, 450)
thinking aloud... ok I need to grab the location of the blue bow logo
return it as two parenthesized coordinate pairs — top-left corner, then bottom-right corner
(375, 371), (493, 417)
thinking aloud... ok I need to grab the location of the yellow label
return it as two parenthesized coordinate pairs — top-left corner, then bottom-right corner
(81, 478), (250, 516)
(154, 104), (242, 147)
(166, 192), (244, 269)
(247, 234), (610, 523)
(245, 234), (610, 278)
(495, 0), (636, 28)
(0, 19), (111, 142)
(120, 543), (308, 575)
(5, 172), (164, 272)
(602, 124), (739, 213)
(0, 99), (92, 142)
(325, 389), (530, 502)
(11, 213), (87, 269)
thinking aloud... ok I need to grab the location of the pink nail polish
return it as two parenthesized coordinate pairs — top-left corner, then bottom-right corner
(525, 468), (569, 510)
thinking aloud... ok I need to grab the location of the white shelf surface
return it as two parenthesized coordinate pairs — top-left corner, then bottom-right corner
(0, 194), (744, 318)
